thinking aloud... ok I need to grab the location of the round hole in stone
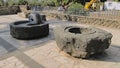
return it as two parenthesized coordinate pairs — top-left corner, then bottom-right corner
(30, 18), (34, 22)
(69, 28), (81, 34)
(68, 27), (95, 34)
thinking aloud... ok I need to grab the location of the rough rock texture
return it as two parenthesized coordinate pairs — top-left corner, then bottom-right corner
(28, 12), (43, 24)
(28, 12), (47, 24)
(10, 12), (49, 40)
(40, 15), (46, 22)
(10, 21), (49, 40)
(54, 26), (113, 58)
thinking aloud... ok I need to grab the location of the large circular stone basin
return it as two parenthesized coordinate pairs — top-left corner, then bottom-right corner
(54, 26), (113, 58)
(10, 20), (49, 40)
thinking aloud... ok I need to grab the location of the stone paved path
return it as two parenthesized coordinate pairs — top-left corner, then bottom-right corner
(0, 15), (120, 68)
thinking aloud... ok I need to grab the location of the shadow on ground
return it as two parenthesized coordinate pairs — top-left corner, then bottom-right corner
(0, 23), (55, 57)
(80, 44), (120, 63)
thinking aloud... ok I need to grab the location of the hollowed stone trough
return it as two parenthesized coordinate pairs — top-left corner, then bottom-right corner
(10, 12), (49, 40)
(54, 26), (113, 58)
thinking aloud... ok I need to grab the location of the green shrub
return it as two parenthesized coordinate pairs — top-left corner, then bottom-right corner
(28, 0), (40, 6)
(51, 0), (61, 6)
(27, 0), (53, 6)
(0, 0), (4, 6)
(7, 0), (28, 6)
(18, 0), (28, 5)
(63, 0), (69, 4)
(66, 3), (89, 16)
(38, 0), (55, 7)
(40, 0), (48, 6)
(114, 0), (119, 2)
(68, 2), (83, 10)
(7, 0), (16, 6)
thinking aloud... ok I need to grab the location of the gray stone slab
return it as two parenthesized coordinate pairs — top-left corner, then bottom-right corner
(0, 29), (54, 50)
(0, 35), (26, 49)
(0, 30), (9, 34)
(15, 51), (45, 68)
(0, 46), (8, 55)
(21, 30), (54, 46)
(0, 37), (17, 52)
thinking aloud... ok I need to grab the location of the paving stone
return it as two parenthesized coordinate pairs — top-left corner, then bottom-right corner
(0, 46), (8, 55)
(0, 56), (28, 68)
(0, 37), (17, 52)
(24, 41), (120, 68)
(0, 30), (54, 49)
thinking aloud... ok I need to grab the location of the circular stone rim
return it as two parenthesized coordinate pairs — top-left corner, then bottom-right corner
(64, 26), (96, 35)
(10, 20), (49, 40)
(10, 20), (48, 28)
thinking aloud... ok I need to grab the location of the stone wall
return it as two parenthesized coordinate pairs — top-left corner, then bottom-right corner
(42, 11), (120, 29)
(0, 6), (20, 15)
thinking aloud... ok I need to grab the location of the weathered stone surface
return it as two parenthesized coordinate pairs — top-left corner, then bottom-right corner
(10, 12), (49, 40)
(54, 26), (113, 58)
(28, 12), (43, 24)
(28, 12), (47, 25)
(40, 14), (46, 22)
(10, 21), (49, 40)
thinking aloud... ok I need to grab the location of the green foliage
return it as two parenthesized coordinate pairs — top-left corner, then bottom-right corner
(18, 0), (28, 5)
(53, 0), (69, 6)
(40, 0), (50, 6)
(66, 3), (89, 16)
(28, 0), (38, 6)
(0, 0), (87, 7)
(7, 0), (17, 6)
(68, 2), (84, 10)
(38, 0), (55, 7)
(63, 0), (69, 4)
(26, 0), (54, 6)
(114, 0), (119, 2)
(51, 0), (60, 6)
(0, 0), (4, 6)
(6, 0), (28, 6)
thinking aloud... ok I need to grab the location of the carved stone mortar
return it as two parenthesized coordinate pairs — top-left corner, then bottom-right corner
(54, 26), (113, 58)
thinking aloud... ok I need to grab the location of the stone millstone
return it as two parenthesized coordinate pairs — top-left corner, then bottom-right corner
(10, 12), (48, 40)
(54, 26), (113, 58)
(10, 21), (49, 40)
